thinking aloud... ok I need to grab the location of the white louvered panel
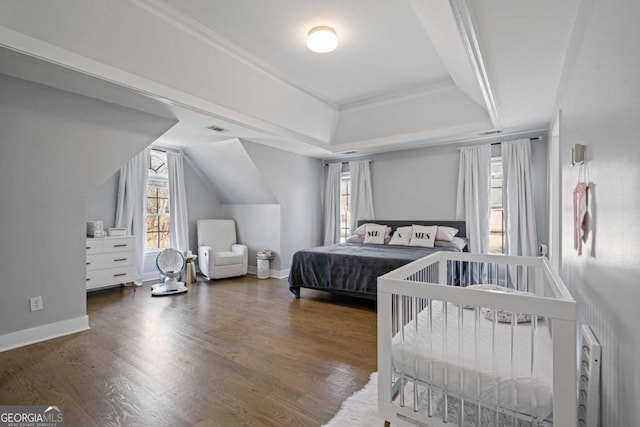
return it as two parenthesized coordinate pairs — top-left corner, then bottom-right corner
(578, 325), (601, 427)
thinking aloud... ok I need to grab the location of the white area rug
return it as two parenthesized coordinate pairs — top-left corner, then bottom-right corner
(323, 373), (530, 427)
(323, 372), (386, 427)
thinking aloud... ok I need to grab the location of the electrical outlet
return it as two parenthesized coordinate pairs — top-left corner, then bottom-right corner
(30, 296), (43, 312)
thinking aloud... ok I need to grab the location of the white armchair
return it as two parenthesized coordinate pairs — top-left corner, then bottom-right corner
(197, 219), (248, 280)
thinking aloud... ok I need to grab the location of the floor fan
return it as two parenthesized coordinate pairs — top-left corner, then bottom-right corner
(151, 248), (188, 296)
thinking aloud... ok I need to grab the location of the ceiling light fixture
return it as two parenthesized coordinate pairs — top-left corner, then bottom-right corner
(307, 26), (338, 53)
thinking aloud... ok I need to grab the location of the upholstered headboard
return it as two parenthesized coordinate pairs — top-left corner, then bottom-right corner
(356, 220), (467, 239)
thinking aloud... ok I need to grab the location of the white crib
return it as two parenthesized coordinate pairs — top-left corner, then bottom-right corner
(377, 252), (577, 427)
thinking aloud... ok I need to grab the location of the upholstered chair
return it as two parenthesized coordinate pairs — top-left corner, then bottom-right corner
(197, 219), (248, 279)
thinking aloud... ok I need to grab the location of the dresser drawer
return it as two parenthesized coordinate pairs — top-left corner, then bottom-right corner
(86, 267), (134, 289)
(86, 236), (136, 291)
(101, 237), (135, 253)
(86, 239), (102, 255)
(86, 251), (135, 271)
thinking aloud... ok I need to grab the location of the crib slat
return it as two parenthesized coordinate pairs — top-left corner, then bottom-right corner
(531, 313), (538, 425)
(511, 310), (518, 413)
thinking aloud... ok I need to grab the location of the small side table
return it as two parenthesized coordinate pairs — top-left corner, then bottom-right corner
(257, 250), (274, 279)
(184, 255), (197, 285)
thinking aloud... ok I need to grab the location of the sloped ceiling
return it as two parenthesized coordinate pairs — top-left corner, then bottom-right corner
(184, 138), (278, 205)
(0, 0), (580, 158)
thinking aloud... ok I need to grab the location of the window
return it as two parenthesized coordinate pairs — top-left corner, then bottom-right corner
(339, 171), (351, 242)
(489, 156), (504, 253)
(146, 150), (170, 250)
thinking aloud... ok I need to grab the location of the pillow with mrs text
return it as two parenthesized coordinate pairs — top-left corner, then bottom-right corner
(409, 225), (437, 248)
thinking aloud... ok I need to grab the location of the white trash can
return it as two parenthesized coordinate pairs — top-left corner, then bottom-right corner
(257, 250), (274, 279)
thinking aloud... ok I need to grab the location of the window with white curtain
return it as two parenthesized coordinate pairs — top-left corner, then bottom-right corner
(146, 150), (171, 250)
(339, 171), (351, 242)
(490, 156), (504, 253)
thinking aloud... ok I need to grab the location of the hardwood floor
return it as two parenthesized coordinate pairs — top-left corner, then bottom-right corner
(0, 276), (377, 426)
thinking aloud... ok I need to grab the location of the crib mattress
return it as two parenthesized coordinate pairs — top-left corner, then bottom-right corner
(391, 300), (554, 421)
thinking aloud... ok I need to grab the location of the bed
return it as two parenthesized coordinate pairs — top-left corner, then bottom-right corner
(377, 252), (578, 426)
(288, 220), (468, 299)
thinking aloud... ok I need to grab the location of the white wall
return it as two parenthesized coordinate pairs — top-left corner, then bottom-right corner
(552, 0), (640, 424)
(0, 73), (175, 343)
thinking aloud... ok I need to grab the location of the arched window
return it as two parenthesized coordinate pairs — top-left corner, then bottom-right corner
(146, 150), (170, 249)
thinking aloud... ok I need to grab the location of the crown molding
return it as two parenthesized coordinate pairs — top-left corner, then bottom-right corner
(129, 0), (340, 110)
(340, 79), (456, 113)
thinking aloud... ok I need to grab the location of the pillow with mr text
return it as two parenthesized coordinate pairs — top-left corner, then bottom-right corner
(363, 224), (387, 244)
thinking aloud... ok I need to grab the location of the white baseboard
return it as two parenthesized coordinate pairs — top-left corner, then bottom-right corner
(0, 315), (90, 352)
(247, 266), (290, 279)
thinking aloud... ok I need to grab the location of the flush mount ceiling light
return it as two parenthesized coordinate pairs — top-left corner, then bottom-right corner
(307, 26), (338, 53)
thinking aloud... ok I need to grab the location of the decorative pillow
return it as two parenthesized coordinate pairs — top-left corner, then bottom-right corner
(346, 234), (364, 243)
(388, 226), (413, 246)
(467, 287), (537, 323)
(409, 225), (437, 248)
(434, 237), (468, 251)
(482, 307), (533, 324)
(353, 223), (391, 239)
(436, 226), (459, 242)
(363, 224), (387, 244)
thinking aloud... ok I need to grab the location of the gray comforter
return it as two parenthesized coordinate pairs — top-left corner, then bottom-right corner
(288, 243), (462, 299)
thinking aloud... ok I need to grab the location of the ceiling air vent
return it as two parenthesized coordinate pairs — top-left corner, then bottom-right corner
(206, 125), (231, 133)
(342, 150), (357, 155)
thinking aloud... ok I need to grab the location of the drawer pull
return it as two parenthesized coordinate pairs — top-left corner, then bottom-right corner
(113, 273), (127, 277)
(86, 278), (91, 282)
(86, 262), (91, 265)
(114, 258), (127, 262)
(86, 246), (91, 250)
(114, 244), (128, 248)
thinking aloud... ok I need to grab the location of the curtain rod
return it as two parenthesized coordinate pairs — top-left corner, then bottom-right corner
(150, 145), (181, 154)
(457, 136), (544, 150)
(323, 160), (371, 166)
(490, 136), (542, 145)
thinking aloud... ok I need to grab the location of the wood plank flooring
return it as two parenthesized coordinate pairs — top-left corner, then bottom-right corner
(0, 276), (377, 426)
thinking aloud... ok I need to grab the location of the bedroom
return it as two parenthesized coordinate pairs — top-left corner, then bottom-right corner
(1, 0), (639, 425)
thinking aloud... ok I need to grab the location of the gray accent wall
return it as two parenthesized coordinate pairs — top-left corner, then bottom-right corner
(344, 139), (548, 248)
(553, 0), (640, 423)
(241, 140), (323, 271)
(222, 204), (282, 271)
(0, 73), (175, 337)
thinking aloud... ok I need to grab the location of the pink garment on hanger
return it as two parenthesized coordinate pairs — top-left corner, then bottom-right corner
(573, 182), (589, 255)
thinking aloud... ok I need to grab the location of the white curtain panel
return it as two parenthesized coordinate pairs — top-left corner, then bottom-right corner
(323, 163), (342, 245)
(115, 148), (150, 284)
(456, 145), (491, 253)
(349, 160), (375, 234)
(167, 151), (190, 253)
(502, 139), (538, 256)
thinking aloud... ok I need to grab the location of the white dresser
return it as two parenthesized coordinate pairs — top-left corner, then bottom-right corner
(86, 236), (135, 291)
